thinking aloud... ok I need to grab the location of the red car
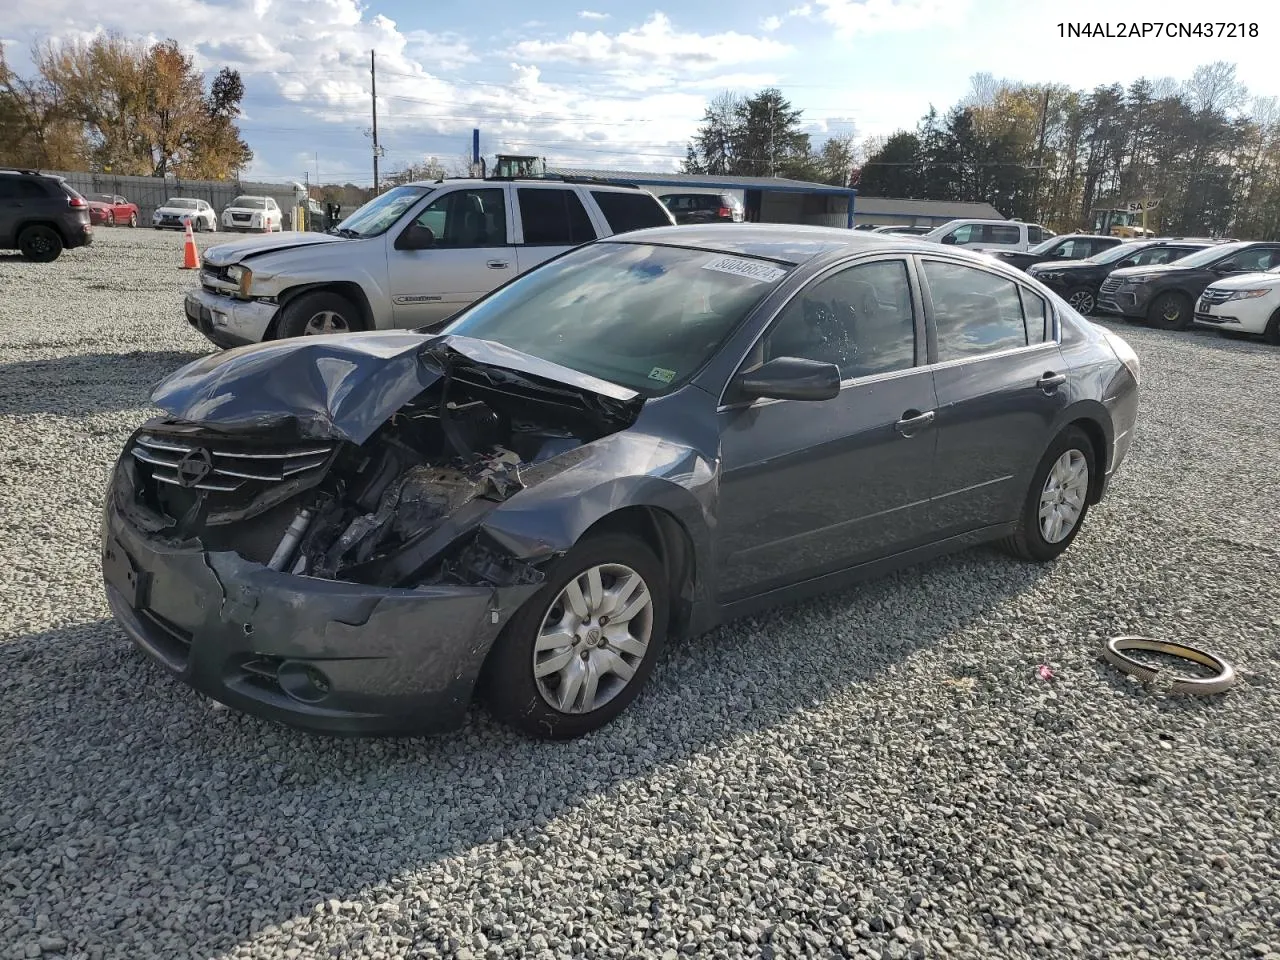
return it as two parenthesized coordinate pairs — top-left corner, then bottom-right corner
(87, 194), (140, 228)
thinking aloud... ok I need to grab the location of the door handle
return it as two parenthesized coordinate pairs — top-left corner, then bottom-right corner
(894, 409), (935, 437)
(1037, 372), (1067, 392)
(486, 259), (510, 269)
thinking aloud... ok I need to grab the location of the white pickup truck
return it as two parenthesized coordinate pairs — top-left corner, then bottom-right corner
(184, 177), (676, 347)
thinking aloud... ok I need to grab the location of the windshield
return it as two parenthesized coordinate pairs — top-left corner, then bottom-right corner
(1172, 242), (1250, 268)
(92, 194), (115, 203)
(1087, 242), (1146, 264)
(1029, 237), (1066, 254)
(165, 199), (197, 209)
(441, 242), (793, 396)
(333, 186), (430, 238)
(230, 196), (266, 209)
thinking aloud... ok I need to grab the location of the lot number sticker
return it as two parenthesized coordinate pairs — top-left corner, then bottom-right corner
(701, 255), (787, 284)
(648, 366), (677, 384)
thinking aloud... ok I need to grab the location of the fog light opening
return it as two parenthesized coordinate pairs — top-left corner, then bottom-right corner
(277, 660), (332, 704)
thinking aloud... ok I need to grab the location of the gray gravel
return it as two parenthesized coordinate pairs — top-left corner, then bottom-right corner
(2, 229), (1279, 960)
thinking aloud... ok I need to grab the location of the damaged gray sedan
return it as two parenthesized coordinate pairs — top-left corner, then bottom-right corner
(101, 225), (1140, 738)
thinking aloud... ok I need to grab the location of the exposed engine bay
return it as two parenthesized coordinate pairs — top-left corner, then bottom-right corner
(119, 349), (642, 589)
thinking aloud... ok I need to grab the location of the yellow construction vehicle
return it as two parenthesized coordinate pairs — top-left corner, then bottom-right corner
(1091, 204), (1158, 239)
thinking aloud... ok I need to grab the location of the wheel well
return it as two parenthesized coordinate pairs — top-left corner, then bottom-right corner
(267, 282), (373, 339)
(1068, 417), (1108, 503)
(582, 506), (697, 641)
(16, 220), (69, 243)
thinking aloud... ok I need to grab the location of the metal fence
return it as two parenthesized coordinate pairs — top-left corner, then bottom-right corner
(47, 170), (305, 227)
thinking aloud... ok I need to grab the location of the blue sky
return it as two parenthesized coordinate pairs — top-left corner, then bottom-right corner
(4, 0), (1278, 185)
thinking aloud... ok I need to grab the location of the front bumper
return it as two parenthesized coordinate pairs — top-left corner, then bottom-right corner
(1096, 284), (1152, 319)
(101, 483), (537, 735)
(1193, 296), (1274, 335)
(184, 288), (277, 348)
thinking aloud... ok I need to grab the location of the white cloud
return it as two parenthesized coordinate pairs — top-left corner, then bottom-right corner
(814, 0), (972, 39)
(760, 15), (783, 32)
(510, 13), (793, 71)
(578, 10), (610, 20)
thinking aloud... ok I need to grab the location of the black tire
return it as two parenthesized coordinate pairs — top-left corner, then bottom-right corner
(192, 218), (204, 233)
(129, 212), (137, 228)
(999, 426), (1097, 563)
(1265, 309), (1280, 347)
(275, 290), (362, 338)
(17, 225), (63, 263)
(1064, 286), (1096, 315)
(106, 211), (115, 227)
(482, 532), (669, 740)
(1146, 291), (1193, 330)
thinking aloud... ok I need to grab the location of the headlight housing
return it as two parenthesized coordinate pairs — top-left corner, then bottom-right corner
(225, 264), (253, 297)
(1103, 329), (1141, 385)
(1221, 288), (1273, 302)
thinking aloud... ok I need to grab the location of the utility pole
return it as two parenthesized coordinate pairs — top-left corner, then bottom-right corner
(1032, 87), (1050, 221)
(371, 50), (380, 192)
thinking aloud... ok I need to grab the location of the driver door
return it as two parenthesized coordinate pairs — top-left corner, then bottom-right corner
(387, 185), (516, 328)
(715, 256), (939, 601)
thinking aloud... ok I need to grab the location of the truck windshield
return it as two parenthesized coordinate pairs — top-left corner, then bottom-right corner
(332, 186), (431, 238)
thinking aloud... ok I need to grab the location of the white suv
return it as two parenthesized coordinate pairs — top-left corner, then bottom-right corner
(921, 218), (1049, 252)
(185, 178), (676, 345)
(221, 195), (283, 233)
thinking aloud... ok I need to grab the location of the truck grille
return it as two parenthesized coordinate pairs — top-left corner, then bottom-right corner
(130, 433), (334, 493)
(1100, 277), (1124, 294)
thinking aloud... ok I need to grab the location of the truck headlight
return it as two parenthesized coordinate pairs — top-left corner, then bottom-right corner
(225, 264), (253, 297)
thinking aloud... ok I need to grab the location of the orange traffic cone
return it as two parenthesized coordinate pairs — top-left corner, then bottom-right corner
(181, 220), (199, 270)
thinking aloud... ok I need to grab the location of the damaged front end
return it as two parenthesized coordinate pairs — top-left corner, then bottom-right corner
(102, 333), (645, 733)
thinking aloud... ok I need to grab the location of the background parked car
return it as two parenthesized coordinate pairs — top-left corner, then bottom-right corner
(1028, 238), (1215, 315)
(869, 225), (933, 236)
(220, 195), (283, 233)
(659, 192), (744, 224)
(1097, 240), (1280, 329)
(153, 198), (217, 232)
(185, 177), (676, 346)
(981, 233), (1123, 272)
(920, 218), (1049, 252)
(0, 168), (93, 262)
(86, 194), (139, 228)
(1194, 264), (1280, 344)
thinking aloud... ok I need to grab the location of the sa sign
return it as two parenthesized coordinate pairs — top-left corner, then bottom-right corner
(1126, 199), (1161, 213)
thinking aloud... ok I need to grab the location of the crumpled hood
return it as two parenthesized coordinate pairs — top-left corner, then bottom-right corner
(150, 332), (639, 445)
(201, 231), (348, 265)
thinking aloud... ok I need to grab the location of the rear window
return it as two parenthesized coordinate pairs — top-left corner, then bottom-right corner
(517, 188), (597, 245)
(986, 224), (1021, 244)
(590, 191), (672, 234)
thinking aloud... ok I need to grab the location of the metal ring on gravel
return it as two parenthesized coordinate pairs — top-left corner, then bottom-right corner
(1104, 636), (1237, 695)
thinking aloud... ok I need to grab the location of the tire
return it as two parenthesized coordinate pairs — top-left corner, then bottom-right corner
(482, 532), (669, 739)
(999, 426), (1097, 563)
(17, 225), (63, 263)
(1146, 291), (1193, 330)
(129, 212), (137, 228)
(275, 290), (362, 338)
(1265, 309), (1280, 347)
(106, 211), (115, 227)
(192, 218), (204, 233)
(1064, 286), (1096, 315)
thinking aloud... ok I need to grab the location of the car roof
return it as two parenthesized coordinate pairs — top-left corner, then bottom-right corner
(407, 177), (645, 195)
(605, 223), (937, 265)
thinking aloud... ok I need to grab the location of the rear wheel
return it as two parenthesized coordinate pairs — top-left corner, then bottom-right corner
(483, 533), (669, 739)
(1146, 291), (1193, 330)
(191, 218), (204, 233)
(1000, 426), (1096, 563)
(17, 225), (63, 263)
(128, 212), (137, 228)
(276, 290), (362, 338)
(106, 211), (115, 227)
(1065, 286), (1096, 315)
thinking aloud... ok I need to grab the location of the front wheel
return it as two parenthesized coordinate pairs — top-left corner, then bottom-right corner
(191, 218), (204, 233)
(1064, 286), (1096, 315)
(1000, 426), (1097, 563)
(129, 212), (137, 228)
(482, 533), (669, 739)
(106, 211), (115, 227)
(1264, 309), (1280, 346)
(1147, 291), (1192, 330)
(275, 290), (361, 338)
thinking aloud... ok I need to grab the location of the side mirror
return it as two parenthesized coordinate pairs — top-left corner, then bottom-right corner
(395, 223), (436, 251)
(732, 357), (841, 404)
(940, 234), (957, 245)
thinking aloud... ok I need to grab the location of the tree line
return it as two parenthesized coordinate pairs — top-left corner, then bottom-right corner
(0, 35), (252, 179)
(685, 64), (1280, 240)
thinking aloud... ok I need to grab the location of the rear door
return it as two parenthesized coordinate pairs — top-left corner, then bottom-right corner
(386, 184), (515, 327)
(513, 185), (598, 274)
(919, 256), (1070, 536)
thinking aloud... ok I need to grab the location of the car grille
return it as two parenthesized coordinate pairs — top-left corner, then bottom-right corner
(231, 213), (252, 222)
(1198, 289), (1234, 305)
(130, 432), (334, 493)
(1099, 277), (1124, 294)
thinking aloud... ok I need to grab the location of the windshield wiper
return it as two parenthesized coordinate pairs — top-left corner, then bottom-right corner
(329, 227), (361, 238)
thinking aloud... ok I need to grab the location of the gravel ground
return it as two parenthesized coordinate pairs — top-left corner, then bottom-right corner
(1, 229), (1278, 960)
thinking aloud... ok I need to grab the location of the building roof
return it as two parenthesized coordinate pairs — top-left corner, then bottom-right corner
(546, 167), (857, 197)
(854, 196), (1005, 219)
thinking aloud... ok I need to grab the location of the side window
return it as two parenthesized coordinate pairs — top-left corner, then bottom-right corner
(1053, 238), (1083, 259)
(986, 224), (1021, 245)
(923, 260), (1029, 361)
(1134, 246), (1172, 266)
(947, 224), (975, 244)
(517, 188), (596, 245)
(1019, 288), (1049, 343)
(762, 259), (916, 380)
(1261, 249), (1280, 270)
(1027, 225), (1044, 244)
(412, 188), (508, 248)
(590, 191), (672, 234)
